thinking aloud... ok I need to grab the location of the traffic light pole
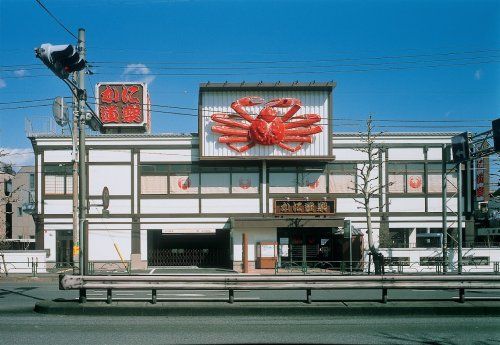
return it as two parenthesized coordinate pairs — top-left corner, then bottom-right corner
(77, 28), (87, 276)
(457, 163), (463, 274)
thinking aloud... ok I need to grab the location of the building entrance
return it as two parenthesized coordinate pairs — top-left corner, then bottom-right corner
(147, 229), (231, 268)
(277, 227), (363, 270)
(56, 230), (73, 267)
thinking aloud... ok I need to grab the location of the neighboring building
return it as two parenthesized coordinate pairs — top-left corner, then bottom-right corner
(26, 83), (496, 272)
(0, 164), (36, 249)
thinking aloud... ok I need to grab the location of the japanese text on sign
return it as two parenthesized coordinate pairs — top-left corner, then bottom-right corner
(98, 83), (145, 125)
(274, 199), (335, 215)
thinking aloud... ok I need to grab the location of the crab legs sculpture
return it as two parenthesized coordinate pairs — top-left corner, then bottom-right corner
(210, 97), (322, 153)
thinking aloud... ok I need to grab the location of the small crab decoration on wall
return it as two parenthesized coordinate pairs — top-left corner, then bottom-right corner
(210, 97), (322, 153)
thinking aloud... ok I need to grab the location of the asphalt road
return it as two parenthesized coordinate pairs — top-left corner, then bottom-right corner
(1, 279), (500, 344)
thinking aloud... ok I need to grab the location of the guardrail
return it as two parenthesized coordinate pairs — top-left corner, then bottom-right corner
(59, 274), (500, 305)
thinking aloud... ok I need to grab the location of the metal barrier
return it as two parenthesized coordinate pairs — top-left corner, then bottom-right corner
(59, 274), (500, 305)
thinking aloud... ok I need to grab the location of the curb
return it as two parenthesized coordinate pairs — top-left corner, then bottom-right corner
(34, 300), (500, 317)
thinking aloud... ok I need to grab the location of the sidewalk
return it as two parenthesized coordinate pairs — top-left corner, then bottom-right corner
(34, 299), (500, 317)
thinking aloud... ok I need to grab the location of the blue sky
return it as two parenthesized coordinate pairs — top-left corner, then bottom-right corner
(0, 0), (499, 168)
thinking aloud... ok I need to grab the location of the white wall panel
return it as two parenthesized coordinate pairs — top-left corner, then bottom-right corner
(140, 198), (199, 214)
(428, 197), (458, 212)
(201, 198), (259, 213)
(88, 230), (131, 261)
(140, 229), (147, 260)
(89, 165), (131, 196)
(336, 198), (374, 213)
(140, 149), (198, 162)
(388, 148), (424, 160)
(232, 227), (277, 261)
(332, 148), (368, 161)
(44, 230), (56, 261)
(427, 148), (442, 160)
(88, 149), (131, 162)
(201, 90), (330, 158)
(43, 150), (72, 163)
(44, 199), (72, 214)
(389, 198), (426, 212)
(89, 198), (131, 214)
(37, 154), (42, 214)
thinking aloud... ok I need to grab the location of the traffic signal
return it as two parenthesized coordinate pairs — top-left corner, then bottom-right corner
(35, 43), (85, 79)
(451, 132), (470, 164)
(492, 118), (500, 152)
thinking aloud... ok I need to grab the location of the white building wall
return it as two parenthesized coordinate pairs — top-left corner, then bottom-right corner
(232, 227), (277, 261)
(201, 199), (260, 214)
(88, 165), (131, 196)
(140, 199), (199, 214)
(89, 149), (131, 162)
(88, 229), (131, 261)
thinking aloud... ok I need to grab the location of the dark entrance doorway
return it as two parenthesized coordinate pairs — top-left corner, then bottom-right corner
(56, 230), (73, 267)
(147, 229), (231, 268)
(277, 227), (363, 270)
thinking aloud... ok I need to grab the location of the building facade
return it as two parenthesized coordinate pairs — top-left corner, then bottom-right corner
(28, 83), (497, 272)
(0, 164), (35, 249)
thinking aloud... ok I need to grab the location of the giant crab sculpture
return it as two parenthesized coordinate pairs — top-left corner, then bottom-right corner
(210, 97), (322, 153)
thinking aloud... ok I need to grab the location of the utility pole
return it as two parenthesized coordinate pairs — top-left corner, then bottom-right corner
(77, 28), (87, 276)
(457, 163), (463, 274)
(72, 83), (79, 265)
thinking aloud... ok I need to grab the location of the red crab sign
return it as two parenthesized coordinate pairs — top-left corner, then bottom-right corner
(96, 82), (150, 130)
(209, 96), (323, 154)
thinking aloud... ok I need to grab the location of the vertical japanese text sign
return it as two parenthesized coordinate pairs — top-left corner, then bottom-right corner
(96, 82), (149, 129)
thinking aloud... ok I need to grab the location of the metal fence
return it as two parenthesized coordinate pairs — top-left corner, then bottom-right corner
(59, 274), (500, 304)
(0, 260), (131, 276)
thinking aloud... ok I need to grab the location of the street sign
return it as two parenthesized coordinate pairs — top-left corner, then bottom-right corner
(343, 219), (351, 239)
(451, 132), (470, 163)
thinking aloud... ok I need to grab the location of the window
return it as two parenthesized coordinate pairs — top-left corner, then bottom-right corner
(416, 228), (442, 248)
(298, 171), (326, 194)
(387, 228), (410, 248)
(43, 164), (72, 195)
(141, 175), (168, 194)
(388, 163), (424, 193)
(140, 164), (260, 195)
(17, 207), (23, 217)
(269, 172), (296, 194)
(428, 163), (457, 193)
(29, 173), (35, 190)
(328, 163), (356, 194)
(201, 173), (230, 194)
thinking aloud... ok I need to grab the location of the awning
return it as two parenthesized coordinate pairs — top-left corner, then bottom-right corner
(230, 216), (345, 229)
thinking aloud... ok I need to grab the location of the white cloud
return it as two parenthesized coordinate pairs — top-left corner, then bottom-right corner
(14, 69), (28, 77)
(0, 148), (34, 171)
(474, 69), (483, 80)
(0, 77), (6, 88)
(122, 63), (155, 85)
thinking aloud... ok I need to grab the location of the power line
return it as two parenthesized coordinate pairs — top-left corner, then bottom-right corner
(86, 54), (500, 71)
(89, 48), (500, 66)
(34, 0), (78, 41)
(3, 56), (500, 79)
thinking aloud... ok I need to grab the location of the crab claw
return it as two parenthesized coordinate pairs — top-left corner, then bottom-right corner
(265, 98), (302, 108)
(233, 96), (265, 107)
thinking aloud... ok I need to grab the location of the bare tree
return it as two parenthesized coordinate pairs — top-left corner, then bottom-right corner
(351, 116), (392, 271)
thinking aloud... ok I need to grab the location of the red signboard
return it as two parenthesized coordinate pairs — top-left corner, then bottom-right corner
(96, 82), (150, 131)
